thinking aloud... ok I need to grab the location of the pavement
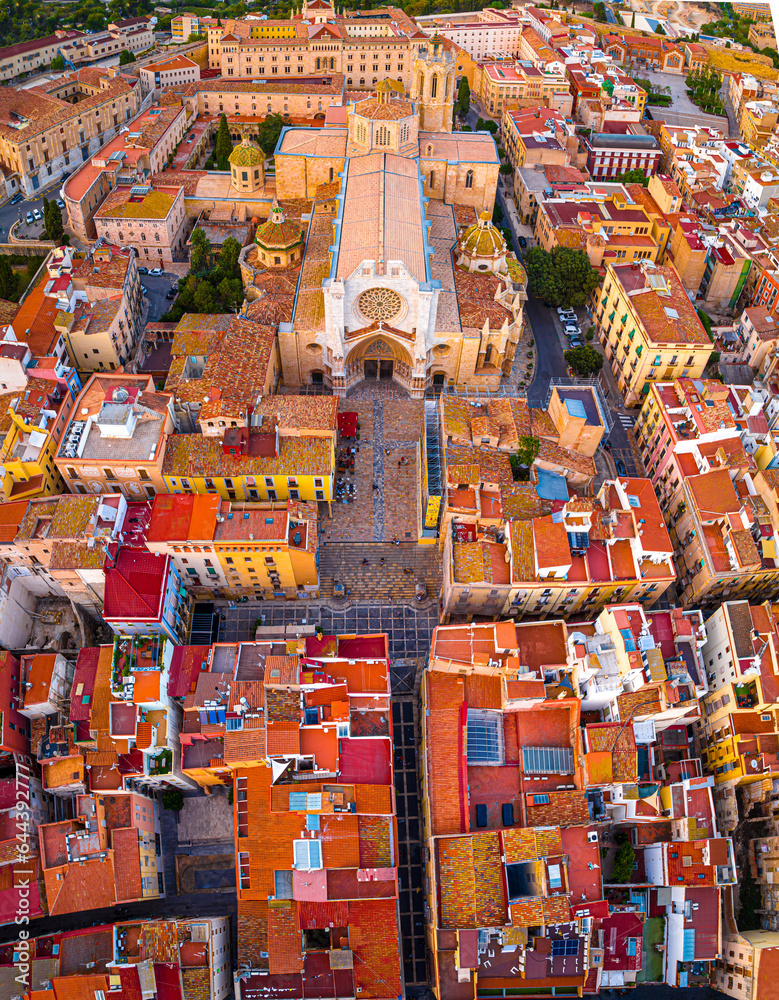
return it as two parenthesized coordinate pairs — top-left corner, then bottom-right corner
(639, 68), (730, 133)
(139, 269), (180, 321)
(524, 296), (569, 408)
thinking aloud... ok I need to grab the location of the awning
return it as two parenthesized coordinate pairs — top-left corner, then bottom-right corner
(338, 411), (358, 437)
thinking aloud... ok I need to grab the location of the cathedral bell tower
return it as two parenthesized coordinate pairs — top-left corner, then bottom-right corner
(411, 34), (456, 134)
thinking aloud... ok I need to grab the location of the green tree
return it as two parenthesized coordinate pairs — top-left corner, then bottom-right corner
(162, 789), (184, 812)
(256, 112), (292, 155)
(50, 54), (65, 70)
(476, 116), (498, 135)
(697, 308), (713, 341)
(85, 9), (105, 30)
(44, 199), (64, 242)
(457, 75), (470, 116)
(218, 236), (242, 275)
(515, 434), (540, 468)
(525, 246), (600, 307)
(565, 344), (604, 378)
(214, 112), (233, 168)
(593, 1), (607, 22)
(193, 280), (217, 312)
(190, 226), (212, 272)
(118, 48), (136, 64)
(217, 276), (243, 310)
(615, 167), (650, 186)
(654, 23), (665, 34)
(0, 258), (17, 300)
(611, 838), (636, 883)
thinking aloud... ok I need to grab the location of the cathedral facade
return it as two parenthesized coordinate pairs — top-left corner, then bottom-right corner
(242, 76), (526, 398)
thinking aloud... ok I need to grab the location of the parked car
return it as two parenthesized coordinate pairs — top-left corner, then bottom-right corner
(518, 235), (527, 248)
(165, 287), (178, 299)
(32, 208), (42, 221)
(56, 198), (65, 209)
(25, 212), (33, 225)
(557, 306), (575, 317)
(148, 267), (163, 276)
(615, 458), (627, 476)
(568, 337), (583, 348)
(138, 266), (148, 274)
(564, 325), (580, 336)
(9, 192), (23, 206)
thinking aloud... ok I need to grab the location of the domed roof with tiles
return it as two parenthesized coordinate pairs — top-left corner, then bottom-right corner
(255, 204), (304, 249)
(354, 96), (413, 121)
(229, 137), (264, 168)
(459, 212), (506, 257)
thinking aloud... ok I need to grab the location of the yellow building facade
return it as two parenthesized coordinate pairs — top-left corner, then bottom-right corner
(595, 260), (712, 406)
(0, 379), (69, 503)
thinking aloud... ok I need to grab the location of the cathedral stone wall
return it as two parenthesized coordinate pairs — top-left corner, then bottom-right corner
(275, 154), (346, 200)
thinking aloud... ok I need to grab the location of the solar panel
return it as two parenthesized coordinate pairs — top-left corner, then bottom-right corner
(522, 745), (574, 774)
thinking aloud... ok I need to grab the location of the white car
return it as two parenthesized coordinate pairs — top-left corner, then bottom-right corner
(32, 208), (42, 221)
(557, 306), (575, 316)
(148, 267), (163, 276)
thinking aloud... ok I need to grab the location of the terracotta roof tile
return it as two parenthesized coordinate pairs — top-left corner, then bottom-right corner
(267, 901), (303, 974)
(425, 672), (465, 837)
(112, 827), (143, 901)
(348, 899), (402, 999)
(358, 816), (392, 867)
(438, 837), (476, 928)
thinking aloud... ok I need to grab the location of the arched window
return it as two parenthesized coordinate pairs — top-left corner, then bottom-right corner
(429, 170), (435, 188)
(431, 74), (438, 98)
(329, 166), (334, 182)
(330, 57), (334, 69)
(416, 71), (424, 96)
(465, 169), (473, 189)
(425, 142), (433, 156)
(316, 57), (320, 69)
(485, 345), (495, 366)
(376, 125), (390, 146)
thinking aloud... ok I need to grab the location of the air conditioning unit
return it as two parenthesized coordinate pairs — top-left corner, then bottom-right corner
(587, 831), (599, 844)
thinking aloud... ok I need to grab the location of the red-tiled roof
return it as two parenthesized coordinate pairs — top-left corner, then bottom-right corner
(103, 548), (167, 621)
(425, 672), (465, 837)
(112, 827), (143, 901)
(168, 645), (210, 698)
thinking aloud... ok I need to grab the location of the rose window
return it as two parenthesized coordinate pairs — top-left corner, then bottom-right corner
(358, 287), (403, 323)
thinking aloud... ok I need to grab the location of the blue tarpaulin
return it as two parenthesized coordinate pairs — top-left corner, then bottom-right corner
(536, 468), (570, 501)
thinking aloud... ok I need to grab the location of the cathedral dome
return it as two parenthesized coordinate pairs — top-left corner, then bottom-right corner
(255, 205), (304, 249)
(229, 137), (264, 168)
(456, 211), (508, 275)
(353, 96), (414, 121)
(459, 212), (506, 257)
(254, 203), (304, 268)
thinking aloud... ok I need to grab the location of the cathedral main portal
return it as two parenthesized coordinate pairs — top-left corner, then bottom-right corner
(364, 359), (394, 380)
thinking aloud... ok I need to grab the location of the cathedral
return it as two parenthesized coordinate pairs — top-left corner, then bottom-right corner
(241, 58), (527, 397)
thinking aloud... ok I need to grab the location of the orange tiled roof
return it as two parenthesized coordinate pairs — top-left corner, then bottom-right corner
(425, 672), (465, 837)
